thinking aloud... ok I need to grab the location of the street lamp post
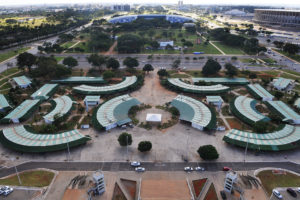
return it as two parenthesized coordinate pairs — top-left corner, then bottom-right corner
(67, 142), (71, 161)
(126, 135), (129, 161)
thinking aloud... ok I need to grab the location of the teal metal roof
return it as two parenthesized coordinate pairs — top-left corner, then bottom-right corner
(267, 101), (300, 123)
(0, 94), (11, 110)
(206, 96), (223, 103)
(31, 84), (58, 100)
(295, 98), (300, 109)
(233, 96), (269, 123)
(13, 76), (31, 86)
(192, 77), (249, 84)
(168, 78), (229, 93)
(171, 95), (212, 128)
(84, 96), (100, 102)
(2, 125), (89, 148)
(273, 78), (293, 89)
(73, 76), (137, 94)
(96, 94), (140, 128)
(247, 84), (274, 100)
(52, 76), (105, 84)
(223, 125), (300, 151)
(43, 96), (74, 122)
(3, 99), (40, 120)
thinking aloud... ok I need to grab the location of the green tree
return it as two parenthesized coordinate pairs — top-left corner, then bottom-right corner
(16, 52), (36, 72)
(87, 54), (106, 72)
(197, 145), (219, 160)
(253, 121), (268, 133)
(118, 132), (132, 146)
(225, 63), (238, 77)
(202, 59), (221, 76)
(117, 34), (143, 53)
(143, 64), (154, 73)
(150, 41), (160, 49)
(138, 141), (152, 152)
(283, 43), (300, 55)
(249, 73), (257, 79)
(171, 59), (181, 69)
(123, 57), (139, 68)
(157, 69), (169, 77)
(63, 56), (78, 68)
(106, 57), (120, 70)
(102, 70), (115, 80)
(274, 91), (284, 100)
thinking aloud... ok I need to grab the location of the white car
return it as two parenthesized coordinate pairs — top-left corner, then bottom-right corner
(135, 167), (145, 172)
(195, 167), (205, 171)
(130, 161), (141, 167)
(297, 187), (300, 193)
(2, 186), (13, 196)
(184, 167), (193, 172)
(272, 189), (283, 199)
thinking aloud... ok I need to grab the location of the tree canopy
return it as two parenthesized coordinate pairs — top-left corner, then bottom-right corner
(118, 132), (132, 146)
(197, 145), (219, 160)
(202, 59), (221, 76)
(87, 54), (106, 72)
(138, 141), (152, 152)
(225, 63), (238, 77)
(106, 57), (120, 70)
(63, 56), (78, 68)
(16, 52), (36, 71)
(143, 64), (154, 73)
(117, 34), (144, 53)
(123, 57), (139, 68)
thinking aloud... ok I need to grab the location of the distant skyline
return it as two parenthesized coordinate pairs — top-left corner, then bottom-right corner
(0, 0), (299, 7)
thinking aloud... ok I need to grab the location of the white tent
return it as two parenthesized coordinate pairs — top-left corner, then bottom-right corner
(146, 113), (162, 122)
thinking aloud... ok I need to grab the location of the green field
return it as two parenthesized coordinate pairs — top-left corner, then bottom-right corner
(55, 57), (64, 62)
(0, 17), (58, 27)
(61, 41), (77, 49)
(0, 170), (54, 187)
(0, 47), (30, 63)
(257, 170), (300, 196)
(239, 58), (255, 63)
(212, 42), (245, 55)
(67, 41), (90, 53)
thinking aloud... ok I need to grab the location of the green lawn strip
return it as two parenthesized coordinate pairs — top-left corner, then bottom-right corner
(0, 82), (12, 90)
(0, 47), (30, 63)
(55, 57), (64, 62)
(239, 58), (255, 63)
(184, 43), (220, 54)
(170, 73), (190, 78)
(61, 41), (77, 49)
(261, 58), (277, 64)
(66, 41), (90, 53)
(257, 170), (300, 196)
(281, 69), (300, 77)
(212, 41), (245, 55)
(277, 50), (300, 62)
(0, 78), (9, 86)
(0, 170), (55, 187)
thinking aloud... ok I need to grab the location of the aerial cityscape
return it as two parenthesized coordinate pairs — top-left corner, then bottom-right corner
(0, 1), (300, 199)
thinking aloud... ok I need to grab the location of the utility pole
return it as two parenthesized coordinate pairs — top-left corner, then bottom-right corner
(126, 135), (129, 161)
(11, 158), (22, 185)
(67, 142), (71, 161)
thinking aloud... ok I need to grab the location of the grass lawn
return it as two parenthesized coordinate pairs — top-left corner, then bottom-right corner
(277, 50), (300, 62)
(170, 73), (190, 78)
(0, 47), (30, 63)
(0, 170), (54, 187)
(261, 57), (277, 64)
(61, 41), (77, 49)
(185, 43), (220, 54)
(282, 69), (300, 77)
(257, 170), (300, 196)
(280, 72), (300, 80)
(212, 42), (245, 55)
(239, 58), (255, 63)
(55, 57), (64, 62)
(66, 42), (90, 53)
(185, 70), (203, 77)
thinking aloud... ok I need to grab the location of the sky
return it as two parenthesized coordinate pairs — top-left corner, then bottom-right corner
(0, 0), (299, 7)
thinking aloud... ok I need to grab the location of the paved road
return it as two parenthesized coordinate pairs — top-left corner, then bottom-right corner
(0, 161), (299, 177)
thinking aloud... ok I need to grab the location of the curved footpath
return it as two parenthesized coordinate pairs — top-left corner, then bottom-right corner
(0, 161), (299, 178)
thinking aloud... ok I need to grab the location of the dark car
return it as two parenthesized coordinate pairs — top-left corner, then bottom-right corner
(287, 188), (297, 198)
(220, 190), (227, 200)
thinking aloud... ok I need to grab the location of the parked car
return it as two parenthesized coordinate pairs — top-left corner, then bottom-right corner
(135, 167), (145, 172)
(3, 187), (13, 196)
(220, 190), (227, 200)
(195, 167), (205, 171)
(297, 187), (300, 193)
(184, 167), (193, 172)
(130, 161), (140, 167)
(272, 189), (283, 199)
(222, 167), (231, 171)
(287, 188), (297, 197)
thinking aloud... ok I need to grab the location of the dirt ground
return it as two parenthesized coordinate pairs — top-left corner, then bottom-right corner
(243, 188), (268, 200)
(131, 69), (177, 105)
(141, 179), (191, 200)
(62, 189), (87, 200)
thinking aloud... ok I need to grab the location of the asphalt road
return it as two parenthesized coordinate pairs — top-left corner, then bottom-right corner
(0, 161), (299, 177)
